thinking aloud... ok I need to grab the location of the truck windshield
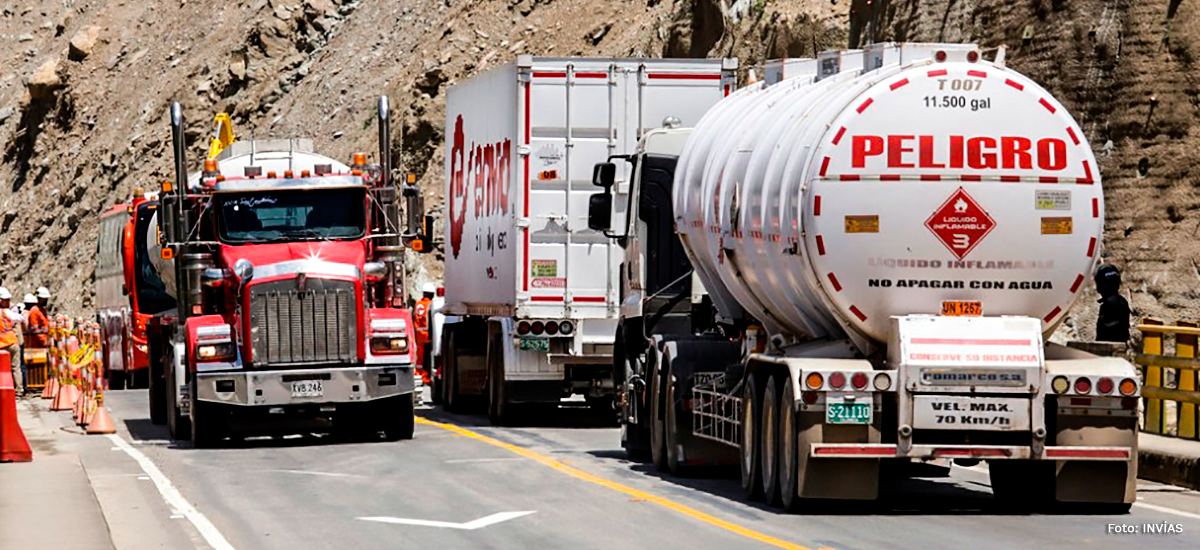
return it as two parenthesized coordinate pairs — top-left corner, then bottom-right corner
(215, 188), (367, 243)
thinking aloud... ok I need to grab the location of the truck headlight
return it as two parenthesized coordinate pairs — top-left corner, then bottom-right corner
(370, 337), (409, 354)
(197, 343), (236, 361)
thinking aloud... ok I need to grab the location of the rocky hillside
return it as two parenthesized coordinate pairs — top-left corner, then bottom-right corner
(1, 0), (1196, 339)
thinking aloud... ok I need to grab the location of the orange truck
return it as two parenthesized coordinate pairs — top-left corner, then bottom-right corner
(96, 193), (175, 389)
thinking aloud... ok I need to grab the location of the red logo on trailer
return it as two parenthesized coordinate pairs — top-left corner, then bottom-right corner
(925, 187), (995, 260)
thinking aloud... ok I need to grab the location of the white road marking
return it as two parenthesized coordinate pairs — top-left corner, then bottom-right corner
(269, 469), (362, 478)
(1132, 501), (1200, 521)
(359, 511), (536, 530)
(443, 457), (524, 464)
(107, 434), (238, 550)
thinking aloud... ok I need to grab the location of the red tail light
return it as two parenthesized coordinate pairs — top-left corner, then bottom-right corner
(1097, 378), (1114, 394)
(517, 321), (530, 335)
(851, 372), (868, 390)
(1074, 377), (1091, 394)
(802, 391), (818, 404)
(829, 372), (846, 390)
(935, 50), (948, 63)
(545, 321), (559, 335)
(531, 321), (544, 335)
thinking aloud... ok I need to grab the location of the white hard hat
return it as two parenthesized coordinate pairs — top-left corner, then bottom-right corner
(422, 282), (436, 294)
(23, 294), (35, 304)
(0, 288), (11, 300)
(36, 287), (50, 299)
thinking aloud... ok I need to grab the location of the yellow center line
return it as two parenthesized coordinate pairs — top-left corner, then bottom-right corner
(415, 417), (812, 550)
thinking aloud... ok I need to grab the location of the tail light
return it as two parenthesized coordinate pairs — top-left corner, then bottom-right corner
(517, 321), (530, 335)
(545, 321), (559, 335)
(1121, 397), (1137, 410)
(1074, 377), (1091, 394)
(873, 373), (891, 391)
(1119, 378), (1137, 396)
(935, 50), (947, 63)
(967, 50), (979, 63)
(531, 321), (544, 335)
(559, 321), (574, 335)
(1096, 377), (1114, 395)
(829, 372), (846, 390)
(1051, 376), (1070, 394)
(805, 372), (824, 390)
(851, 372), (868, 390)
(802, 391), (818, 404)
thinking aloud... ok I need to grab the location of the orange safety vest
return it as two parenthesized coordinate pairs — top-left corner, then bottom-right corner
(414, 298), (431, 332)
(0, 313), (17, 348)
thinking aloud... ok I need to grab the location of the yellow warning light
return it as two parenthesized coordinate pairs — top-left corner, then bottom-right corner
(353, 152), (368, 165)
(410, 239), (424, 252)
(406, 173), (417, 184)
(161, 248), (174, 260)
(161, 180), (174, 193)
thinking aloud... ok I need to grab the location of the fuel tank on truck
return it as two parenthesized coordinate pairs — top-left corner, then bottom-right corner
(673, 44), (1103, 354)
(146, 139), (353, 297)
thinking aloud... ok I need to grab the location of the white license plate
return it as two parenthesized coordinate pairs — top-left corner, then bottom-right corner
(291, 380), (324, 398)
(912, 396), (1029, 431)
(826, 396), (872, 424)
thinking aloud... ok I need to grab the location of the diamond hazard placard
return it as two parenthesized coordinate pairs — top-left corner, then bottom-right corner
(925, 187), (996, 260)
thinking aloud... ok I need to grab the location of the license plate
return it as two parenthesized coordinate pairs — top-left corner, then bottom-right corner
(912, 396), (1029, 431)
(291, 380), (324, 398)
(941, 300), (982, 317)
(519, 338), (549, 352)
(826, 401), (872, 424)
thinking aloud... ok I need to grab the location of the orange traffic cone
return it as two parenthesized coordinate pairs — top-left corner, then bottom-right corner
(86, 393), (116, 435)
(72, 387), (84, 423)
(41, 375), (57, 400)
(51, 382), (78, 411)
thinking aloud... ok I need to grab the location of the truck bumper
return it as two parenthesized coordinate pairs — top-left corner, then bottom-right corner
(808, 443), (1134, 461)
(195, 365), (414, 406)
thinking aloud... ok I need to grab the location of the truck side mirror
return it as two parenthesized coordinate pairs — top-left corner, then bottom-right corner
(588, 193), (612, 231)
(592, 162), (616, 188)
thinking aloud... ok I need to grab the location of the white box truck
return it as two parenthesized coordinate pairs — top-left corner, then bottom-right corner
(439, 56), (737, 424)
(589, 43), (1139, 511)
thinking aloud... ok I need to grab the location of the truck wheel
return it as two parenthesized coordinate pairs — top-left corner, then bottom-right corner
(989, 460), (1054, 512)
(649, 352), (668, 472)
(149, 363), (166, 424)
(382, 395), (415, 441)
(740, 371), (764, 500)
(486, 328), (511, 426)
(131, 368), (149, 389)
(190, 394), (222, 449)
(760, 374), (781, 505)
(108, 370), (126, 391)
(444, 329), (463, 413)
(430, 356), (443, 406)
(165, 348), (191, 440)
(663, 352), (687, 476)
(778, 375), (801, 512)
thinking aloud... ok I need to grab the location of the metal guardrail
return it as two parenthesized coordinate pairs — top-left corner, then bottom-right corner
(1136, 319), (1200, 440)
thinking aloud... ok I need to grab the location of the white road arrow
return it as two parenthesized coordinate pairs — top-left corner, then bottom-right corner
(358, 511), (536, 530)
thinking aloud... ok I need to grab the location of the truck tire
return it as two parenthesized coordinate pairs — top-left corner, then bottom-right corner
(131, 368), (149, 390)
(382, 395), (415, 441)
(443, 329), (464, 413)
(778, 375), (801, 512)
(989, 460), (1054, 512)
(430, 355), (443, 406)
(649, 351), (668, 472)
(663, 351), (688, 477)
(165, 346), (191, 441)
(108, 370), (126, 391)
(486, 327), (511, 426)
(190, 390), (222, 449)
(740, 371), (764, 500)
(615, 329), (650, 459)
(760, 374), (781, 505)
(148, 324), (167, 425)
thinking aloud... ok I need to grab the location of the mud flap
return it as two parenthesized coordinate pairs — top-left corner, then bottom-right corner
(796, 412), (881, 500)
(1055, 416), (1138, 504)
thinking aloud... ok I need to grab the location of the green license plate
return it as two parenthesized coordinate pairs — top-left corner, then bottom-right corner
(519, 338), (549, 352)
(827, 402), (872, 424)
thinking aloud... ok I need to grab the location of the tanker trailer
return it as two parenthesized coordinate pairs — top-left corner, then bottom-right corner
(588, 43), (1139, 512)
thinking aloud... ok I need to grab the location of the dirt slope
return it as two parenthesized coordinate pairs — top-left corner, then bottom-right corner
(1, 0), (1196, 338)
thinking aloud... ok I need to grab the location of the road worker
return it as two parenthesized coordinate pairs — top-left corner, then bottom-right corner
(0, 287), (22, 394)
(26, 287), (51, 349)
(414, 283), (435, 384)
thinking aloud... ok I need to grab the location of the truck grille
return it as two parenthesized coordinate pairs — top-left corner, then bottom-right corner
(248, 278), (357, 365)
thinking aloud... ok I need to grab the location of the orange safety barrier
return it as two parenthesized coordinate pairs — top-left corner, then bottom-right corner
(0, 350), (32, 462)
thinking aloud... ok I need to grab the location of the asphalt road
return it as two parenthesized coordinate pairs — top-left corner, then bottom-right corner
(41, 389), (1200, 550)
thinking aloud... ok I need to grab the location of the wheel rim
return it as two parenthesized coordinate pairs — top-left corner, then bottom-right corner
(741, 382), (754, 483)
(761, 381), (776, 497)
(780, 383), (796, 504)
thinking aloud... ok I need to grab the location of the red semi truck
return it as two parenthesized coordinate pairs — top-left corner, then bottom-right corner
(143, 98), (421, 446)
